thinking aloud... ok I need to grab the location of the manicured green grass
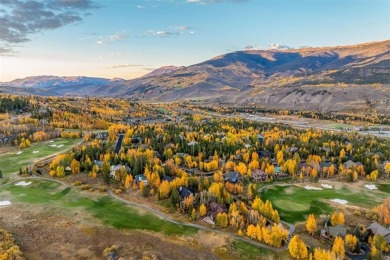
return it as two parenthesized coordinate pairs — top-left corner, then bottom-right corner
(0, 138), (81, 175)
(328, 123), (354, 129)
(376, 184), (390, 194)
(2, 179), (196, 235)
(231, 240), (271, 256)
(260, 185), (388, 223)
(273, 199), (309, 211)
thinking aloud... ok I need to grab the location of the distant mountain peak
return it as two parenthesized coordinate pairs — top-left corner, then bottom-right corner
(142, 66), (184, 78)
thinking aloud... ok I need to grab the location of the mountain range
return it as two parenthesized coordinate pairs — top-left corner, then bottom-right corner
(1, 40), (389, 113)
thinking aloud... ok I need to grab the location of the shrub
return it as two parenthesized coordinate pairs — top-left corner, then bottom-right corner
(73, 181), (82, 186)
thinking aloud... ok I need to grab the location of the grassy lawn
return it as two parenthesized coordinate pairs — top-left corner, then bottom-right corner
(2, 179), (196, 235)
(260, 185), (388, 223)
(231, 241), (271, 256)
(328, 123), (354, 129)
(376, 184), (390, 194)
(0, 138), (81, 175)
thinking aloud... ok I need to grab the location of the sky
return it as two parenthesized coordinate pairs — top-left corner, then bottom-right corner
(0, 0), (389, 82)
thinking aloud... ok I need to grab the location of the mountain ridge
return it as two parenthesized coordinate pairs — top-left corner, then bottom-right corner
(1, 40), (389, 112)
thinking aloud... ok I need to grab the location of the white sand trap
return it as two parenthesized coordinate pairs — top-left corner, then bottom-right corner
(49, 140), (54, 142)
(57, 144), (64, 147)
(331, 199), (348, 205)
(364, 184), (377, 190)
(0, 201), (11, 206)
(15, 181), (32, 186)
(321, 184), (333, 189)
(304, 185), (322, 190)
(32, 151), (39, 154)
(50, 144), (57, 147)
(16, 151), (22, 155)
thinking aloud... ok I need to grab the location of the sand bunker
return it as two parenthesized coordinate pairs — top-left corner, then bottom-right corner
(32, 151), (39, 154)
(49, 140), (54, 142)
(364, 184), (377, 190)
(321, 184), (333, 189)
(50, 144), (57, 147)
(0, 201), (11, 206)
(304, 185), (322, 190)
(57, 144), (64, 148)
(16, 151), (22, 155)
(330, 199), (348, 205)
(15, 181), (32, 186)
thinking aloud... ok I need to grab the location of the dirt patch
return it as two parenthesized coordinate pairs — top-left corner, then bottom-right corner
(0, 145), (18, 154)
(284, 186), (295, 194)
(0, 205), (219, 260)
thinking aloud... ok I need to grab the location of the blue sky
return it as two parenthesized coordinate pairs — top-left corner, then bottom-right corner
(0, 0), (389, 81)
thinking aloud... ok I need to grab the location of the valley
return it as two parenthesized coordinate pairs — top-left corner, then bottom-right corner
(0, 96), (389, 259)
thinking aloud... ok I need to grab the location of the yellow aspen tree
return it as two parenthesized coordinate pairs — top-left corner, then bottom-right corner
(345, 234), (358, 253)
(332, 236), (345, 259)
(288, 235), (308, 259)
(199, 203), (207, 217)
(125, 174), (133, 189)
(306, 214), (317, 236)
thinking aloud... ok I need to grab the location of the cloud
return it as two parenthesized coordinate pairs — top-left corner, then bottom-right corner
(244, 44), (257, 50)
(175, 25), (192, 31)
(269, 43), (292, 50)
(46, 0), (98, 10)
(96, 33), (128, 45)
(186, 0), (247, 4)
(0, 0), (98, 51)
(145, 30), (179, 38)
(145, 25), (195, 38)
(0, 44), (15, 55)
(105, 64), (144, 69)
(137, 5), (145, 8)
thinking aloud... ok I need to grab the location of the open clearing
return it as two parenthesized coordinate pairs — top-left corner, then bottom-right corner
(260, 183), (389, 223)
(0, 179), (196, 235)
(0, 138), (81, 175)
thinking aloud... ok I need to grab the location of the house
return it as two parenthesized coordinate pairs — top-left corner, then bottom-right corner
(257, 134), (264, 143)
(208, 202), (228, 220)
(321, 224), (347, 239)
(320, 161), (333, 169)
(94, 160), (104, 168)
(138, 144), (149, 150)
(154, 151), (162, 159)
(164, 143), (175, 149)
(134, 174), (148, 185)
(223, 171), (239, 183)
(187, 141), (198, 146)
(36, 168), (47, 175)
(162, 175), (174, 183)
(131, 136), (143, 144)
(343, 160), (363, 169)
(178, 186), (193, 200)
(258, 150), (271, 158)
(251, 169), (268, 182)
(274, 167), (288, 179)
(110, 164), (131, 178)
(114, 134), (125, 154)
(367, 222), (390, 243)
(95, 132), (108, 140)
